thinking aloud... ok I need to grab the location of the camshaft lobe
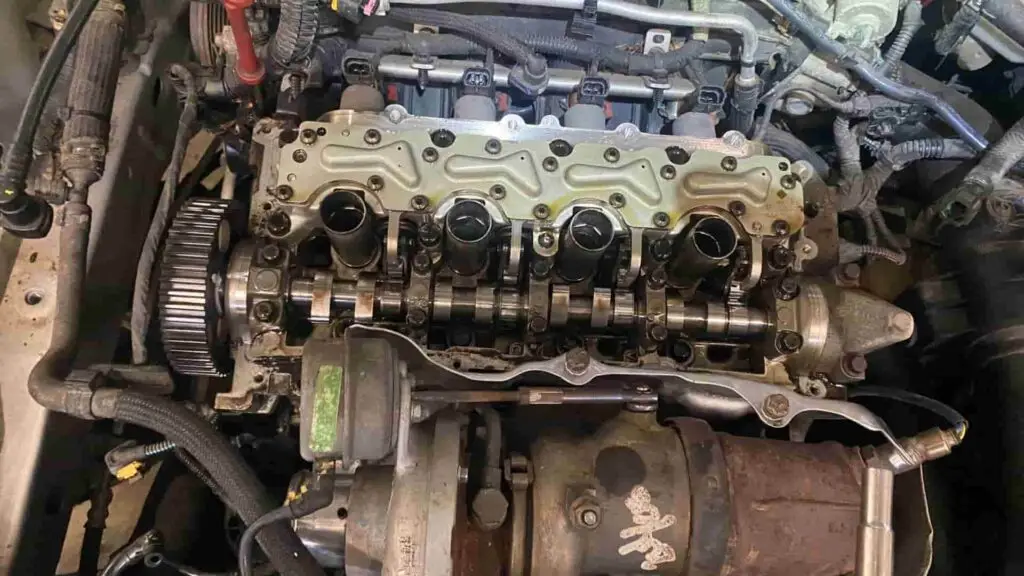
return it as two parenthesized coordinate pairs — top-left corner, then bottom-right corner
(287, 276), (769, 338)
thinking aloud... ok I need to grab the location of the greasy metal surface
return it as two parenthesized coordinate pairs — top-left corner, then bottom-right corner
(348, 325), (910, 459)
(253, 107), (805, 244)
(717, 433), (866, 575)
(0, 7), (188, 572)
(345, 466), (394, 576)
(529, 412), (692, 575)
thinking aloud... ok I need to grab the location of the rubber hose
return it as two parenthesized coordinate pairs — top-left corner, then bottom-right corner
(130, 65), (197, 365)
(388, 8), (545, 75)
(834, 116), (863, 179)
(271, 0), (320, 70)
(89, 391), (325, 576)
(881, 138), (975, 168)
(60, 0), (126, 194)
(33, 55), (76, 155)
(760, 0), (989, 151)
(964, 117), (1024, 188)
(0, 0), (100, 230)
(238, 506), (295, 576)
(760, 126), (831, 179)
(727, 78), (759, 135)
(882, 0), (922, 76)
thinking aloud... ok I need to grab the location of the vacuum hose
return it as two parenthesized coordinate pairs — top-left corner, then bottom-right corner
(0, 0), (101, 237)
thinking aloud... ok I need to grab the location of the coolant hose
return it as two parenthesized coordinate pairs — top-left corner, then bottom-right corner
(760, 0), (989, 151)
(882, 0), (922, 76)
(271, 0), (320, 71)
(0, 0), (101, 237)
(834, 116), (863, 179)
(963, 117), (1024, 189)
(89, 390), (325, 576)
(761, 126), (831, 179)
(388, 8), (546, 78)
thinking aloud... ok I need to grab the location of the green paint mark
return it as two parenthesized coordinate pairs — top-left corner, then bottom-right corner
(310, 365), (343, 454)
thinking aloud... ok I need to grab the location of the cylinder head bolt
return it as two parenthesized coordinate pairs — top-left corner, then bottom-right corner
(444, 200), (494, 276)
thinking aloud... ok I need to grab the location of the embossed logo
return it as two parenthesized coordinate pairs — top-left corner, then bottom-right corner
(618, 485), (677, 571)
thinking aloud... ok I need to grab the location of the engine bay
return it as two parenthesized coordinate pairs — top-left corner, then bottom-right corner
(3, 0), (1024, 573)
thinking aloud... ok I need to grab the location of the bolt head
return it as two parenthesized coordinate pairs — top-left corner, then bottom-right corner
(653, 212), (670, 228)
(532, 259), (552, 278)
(266, 211), (291, 236)
(665, 146), (690, 165)
(422, 147), (439, 162)
(728, 201), (746, 216)
(275, 185), (294, 200)
(775, 330), (804, 354)
(533, 204), (550, 220)
(721, 156), (738, 171)
(843, 353), (869, 376)
(660, 165), (677, 179)
(260, 243), (283, 264)
(609, 193), (626, 209)
(603, 147), (620, 163)
(364, 129), (381, 145)
(300, 128), (317, 144)
(647, 268), (667, 288)
(649, 324), (668, 342)
(762, 393), (790, 419)
(412, 252), (432, 273)
(292, 149), (308, 163)
(253, 301), (277, 322)
(471, 488), (509, 531)
(411, 195), (430, 211)
(407, 309), (428, 326)
(580, 509), (599, 527)
(775, 276), (800, 300)
(485, 139), (502, 155)
(650, 238), (672, 261)
(543, 157), (559, 172)
(550, 139), (573, 157)
(538, 232), (555, 249)
(528, 316), (548, 333)
(419, 222), (441, 246)
(772, 219), (790, 236)
(430, 129), (456, 148)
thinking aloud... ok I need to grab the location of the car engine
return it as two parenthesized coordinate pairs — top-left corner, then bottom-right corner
(3, 0), (1024, 574)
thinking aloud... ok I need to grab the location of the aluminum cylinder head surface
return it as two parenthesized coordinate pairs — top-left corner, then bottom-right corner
(252, 107), (806, 248)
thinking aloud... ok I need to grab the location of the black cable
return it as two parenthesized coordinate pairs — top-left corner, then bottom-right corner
(0, 0), (100, 222)
(238, 506), (295, 576)
(848, 385), (967, 428)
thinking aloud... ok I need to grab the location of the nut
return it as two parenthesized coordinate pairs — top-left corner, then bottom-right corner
(762, 393), (790, 420)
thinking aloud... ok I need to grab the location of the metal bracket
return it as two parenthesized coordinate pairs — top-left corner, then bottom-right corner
(504, 453), (533, 576)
